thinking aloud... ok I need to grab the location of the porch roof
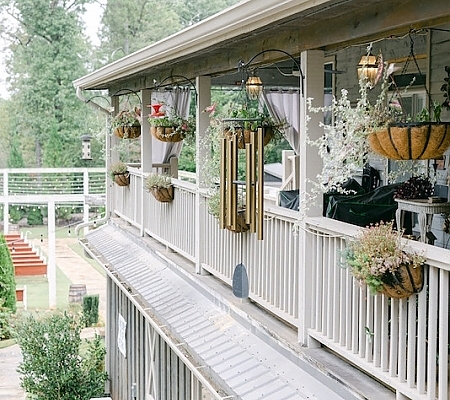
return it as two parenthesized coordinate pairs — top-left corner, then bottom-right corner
(73, 0), (450, 94)
(83, 222), (350, 400)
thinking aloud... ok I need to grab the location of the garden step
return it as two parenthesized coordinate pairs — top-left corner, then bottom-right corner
(4, 234), (47, 276)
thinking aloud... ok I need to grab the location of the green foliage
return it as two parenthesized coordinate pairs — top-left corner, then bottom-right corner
(8, 206), (25, 223)
(0, 234), (16, 312)
(0, 303), (14, 340)
(1, 0), (104, 168)
(15, 311), (107, 400)
(27, 207), (44, 226)
(82, 295), (99, 327)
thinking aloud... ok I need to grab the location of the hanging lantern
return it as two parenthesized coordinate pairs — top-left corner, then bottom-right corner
(357, 53), (378, 87)
(81, 134), (92, 160)
(246, 75), (263, 100)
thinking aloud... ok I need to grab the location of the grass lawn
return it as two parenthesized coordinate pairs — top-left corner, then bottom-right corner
(15, 266), (73, 311)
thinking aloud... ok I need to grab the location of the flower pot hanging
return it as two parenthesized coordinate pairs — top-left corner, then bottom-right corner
(380, 262), (424, 299)
(368, 122), (450, 160)
(150, 126), (184, 142)
(113, 173), (130, 186)
(114, 125), (141, 139)
(223, 127), (274, 149)
(150, 186), (174, 202)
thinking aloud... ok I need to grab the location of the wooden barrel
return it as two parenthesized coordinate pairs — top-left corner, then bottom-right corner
(69, 284), (87, 303)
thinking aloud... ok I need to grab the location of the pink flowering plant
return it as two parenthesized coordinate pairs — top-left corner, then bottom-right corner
(344, 221), (424, 294)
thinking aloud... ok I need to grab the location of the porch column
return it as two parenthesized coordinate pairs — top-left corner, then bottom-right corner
(298, 50), (324, 346)
(195, 76), (211, 274)
(108, 95), (120, 220)
(141, 89), (153, 236)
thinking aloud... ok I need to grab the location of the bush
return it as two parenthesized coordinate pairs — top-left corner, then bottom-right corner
(82, 295), (99, 327)
(14, 311), (107, 399)
(27, 207), (43, 225)
(0, 304), (13, 340)
(0, 234), (16, 312)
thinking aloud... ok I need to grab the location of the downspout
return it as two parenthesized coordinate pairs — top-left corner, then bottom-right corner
(75, 86), (112, 236)
(76, 86), (112, 115)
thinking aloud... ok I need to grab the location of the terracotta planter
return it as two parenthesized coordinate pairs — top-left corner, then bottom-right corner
(380, 263), (424, 299)
(223, 127), (274, 149)
(114, 125), (141, 139)
(150, 126), (184, 142)
(150, 186), (174, 202)
(368, 122), (450, 160)
(113, 173), (130, 187)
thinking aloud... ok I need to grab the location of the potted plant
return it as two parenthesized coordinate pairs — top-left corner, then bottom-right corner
(109, 161), (129, 186)
(362, 61), (450, 160)
(344, 221), (425, 298)
(144, 172), (174, 202)
(111, 107), (141, 139)
(206, 103), (286, 149)
(148, 103), (195, 143)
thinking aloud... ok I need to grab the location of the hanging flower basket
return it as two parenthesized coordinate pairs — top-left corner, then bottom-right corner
(150, 186), (174, 202)
(114, 125), (141, 139)
(222, 118), (276, 149)
(223, 127), (274, 149)
(150, 126), (184, 142)
(380, 262), (424, 299)
(113, 173), (130, 187)
(368, 122), (450, 160)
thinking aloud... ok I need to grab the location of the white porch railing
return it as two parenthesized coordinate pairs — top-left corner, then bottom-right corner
(110, 174), (450, 400)
(305, 217), (449, 400)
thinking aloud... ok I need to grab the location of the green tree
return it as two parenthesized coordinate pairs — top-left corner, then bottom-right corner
(15, 312), (107, 400)
(0, 234), (16, 312)
(0, 0), (105, 167)
(96, 0), (241, 65)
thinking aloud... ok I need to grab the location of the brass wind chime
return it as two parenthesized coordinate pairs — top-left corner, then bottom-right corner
(219, 122), (264, 240)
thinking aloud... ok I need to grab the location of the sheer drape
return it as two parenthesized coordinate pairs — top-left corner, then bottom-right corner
(262, 90), (301, 154)
(150, 88), (191, 163)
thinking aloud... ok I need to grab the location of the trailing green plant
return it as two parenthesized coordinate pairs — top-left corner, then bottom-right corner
(108, 161), (128, 181)
(111, 107), (141, 128)
(14, 311), (107, 400)
(0, 234), (16, 312)
(144, 173), (172, 190)
(344, 221), (425, 294)
(148, 103), (195, 143)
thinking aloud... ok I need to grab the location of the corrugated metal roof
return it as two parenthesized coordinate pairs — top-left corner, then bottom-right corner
(86, 224), (347, 400)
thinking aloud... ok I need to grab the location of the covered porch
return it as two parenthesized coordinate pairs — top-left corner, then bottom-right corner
(74, 1), (450, 399)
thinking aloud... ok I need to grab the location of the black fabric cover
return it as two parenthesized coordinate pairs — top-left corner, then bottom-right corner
(326, 183), (400, 227)
(279, 189), (299, 210)
(322, 179), (366, 216)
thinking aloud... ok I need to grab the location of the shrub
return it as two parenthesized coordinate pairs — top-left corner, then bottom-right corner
(82, 295), (99, 327)
(15, 311), (107, 399)
(0, 234), (16, 312)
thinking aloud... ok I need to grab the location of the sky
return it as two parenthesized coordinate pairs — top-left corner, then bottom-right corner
(0, 1), (104, 99)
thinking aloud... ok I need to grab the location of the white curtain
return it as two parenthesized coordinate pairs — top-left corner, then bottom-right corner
(262, 90), (301, 154)
(150, 88), (191, 163)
